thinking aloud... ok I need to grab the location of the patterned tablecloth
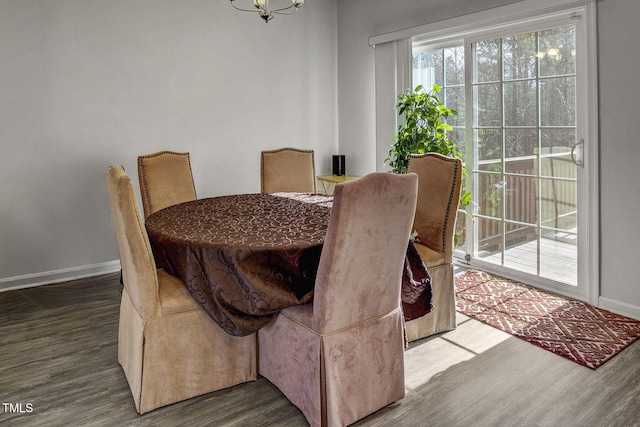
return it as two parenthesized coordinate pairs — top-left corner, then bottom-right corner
(146, 192), (431, 336)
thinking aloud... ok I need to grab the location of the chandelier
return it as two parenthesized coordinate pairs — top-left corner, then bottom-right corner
(230, 0), (305, 23)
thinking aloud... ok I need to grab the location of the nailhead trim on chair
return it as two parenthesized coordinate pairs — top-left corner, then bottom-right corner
(409, 153), (462, 256)
(137, 150), (196, 218)
(260, 147), (316, 193)
(442, 158), (461, 255)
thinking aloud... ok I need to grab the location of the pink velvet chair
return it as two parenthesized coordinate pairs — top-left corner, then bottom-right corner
(106, 166), (256, 414)
(404, 153), (463, 341)
(260, 147), (316, 193)
(258, 172), (418, 427)
(137, 150), (197, 218)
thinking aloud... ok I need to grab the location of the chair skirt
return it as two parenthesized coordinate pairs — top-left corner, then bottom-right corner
(258, 309), (406, 427)
(118, 289), (257, 414)
(404, 262), (457, 342)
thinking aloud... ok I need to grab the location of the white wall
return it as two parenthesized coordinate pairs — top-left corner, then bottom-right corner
(336, 0), (640, 315)
(597, 0), (640, 311)
(0, 0), (337, 285)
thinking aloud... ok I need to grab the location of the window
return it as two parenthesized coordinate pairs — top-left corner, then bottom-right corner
(413, 46), (466, 152)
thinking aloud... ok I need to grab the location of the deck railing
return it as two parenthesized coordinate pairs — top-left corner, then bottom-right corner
(469, 151), (577, 255)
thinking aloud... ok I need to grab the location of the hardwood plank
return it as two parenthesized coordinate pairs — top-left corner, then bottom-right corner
(1, 273), (639, 426)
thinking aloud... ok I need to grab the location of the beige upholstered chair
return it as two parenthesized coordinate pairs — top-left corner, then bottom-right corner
(137, 151), (197, 218)
(258, 172), (418, 427)
(260, 147), (316, 193)
(105, 166), (256, 414)
(404, 153), (463, 342)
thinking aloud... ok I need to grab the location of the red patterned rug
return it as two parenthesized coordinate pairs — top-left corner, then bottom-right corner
(455, 269), (640, 369)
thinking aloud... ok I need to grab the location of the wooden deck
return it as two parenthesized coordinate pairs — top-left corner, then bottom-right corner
(471, 151), (578, 287)
(478, 233), (577, 286)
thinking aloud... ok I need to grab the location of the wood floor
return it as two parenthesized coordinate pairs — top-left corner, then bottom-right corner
(2, 273), (640, 426)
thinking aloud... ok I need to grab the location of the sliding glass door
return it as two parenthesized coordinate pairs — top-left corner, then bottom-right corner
(412, 12), (591, 301)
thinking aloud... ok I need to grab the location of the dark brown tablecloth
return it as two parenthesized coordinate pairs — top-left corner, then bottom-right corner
(146, 192), (431, 336)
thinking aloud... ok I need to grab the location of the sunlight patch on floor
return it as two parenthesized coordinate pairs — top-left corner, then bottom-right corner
(404, 313), (511, 390)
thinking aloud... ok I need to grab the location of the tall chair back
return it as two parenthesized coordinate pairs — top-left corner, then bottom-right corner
(408, 152), (463, 262)
(106, 165), (159, 319)
(313, 172), (418, 332)
(260, 147), (316, 193)
(138, 150), (197, 218)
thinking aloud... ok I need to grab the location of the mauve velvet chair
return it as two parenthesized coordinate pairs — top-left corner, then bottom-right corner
(137, 150), (197, 218)
(260, 147), (316, 193)
(404, 153), (463, 341)
(258, 172), (418, 427)
(106, 166), (256, 414)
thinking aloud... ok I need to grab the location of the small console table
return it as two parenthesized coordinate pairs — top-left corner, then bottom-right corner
(316, 175), (360, 195)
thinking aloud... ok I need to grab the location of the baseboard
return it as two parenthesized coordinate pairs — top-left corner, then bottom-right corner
(598, 296), (640, 321)
(0, 260), (121, 292)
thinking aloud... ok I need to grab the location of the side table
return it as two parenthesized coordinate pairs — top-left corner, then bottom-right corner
(317, 175), (360, 195)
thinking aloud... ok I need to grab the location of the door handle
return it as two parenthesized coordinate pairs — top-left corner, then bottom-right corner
(571, 139), (584, 167)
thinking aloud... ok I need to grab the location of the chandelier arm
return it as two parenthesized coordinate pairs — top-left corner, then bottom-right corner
(271, 1), (304, 14)
(229, 1), (260, 13)
(269, 5), (295, 14)
(272, 8), (301, 15)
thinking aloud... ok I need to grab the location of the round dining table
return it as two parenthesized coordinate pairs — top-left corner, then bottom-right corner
(145, 192), (333, 336)
(146, 192), (433, 337)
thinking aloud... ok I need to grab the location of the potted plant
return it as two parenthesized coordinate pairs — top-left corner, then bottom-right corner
(387, 84), (471, 207)
(386, 84), (461, 174)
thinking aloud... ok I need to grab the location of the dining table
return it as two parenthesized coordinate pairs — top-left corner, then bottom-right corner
(145, 192), (433, 337)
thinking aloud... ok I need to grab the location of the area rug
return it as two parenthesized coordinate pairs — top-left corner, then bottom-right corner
(455, 269), (640, 369)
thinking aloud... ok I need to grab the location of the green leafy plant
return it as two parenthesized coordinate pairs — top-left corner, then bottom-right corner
(386, 84), (461, 174)
(387, 84), (472, 221)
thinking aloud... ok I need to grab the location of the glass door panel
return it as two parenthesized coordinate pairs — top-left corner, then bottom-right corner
(472, 25), (578, 287)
